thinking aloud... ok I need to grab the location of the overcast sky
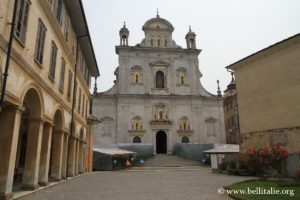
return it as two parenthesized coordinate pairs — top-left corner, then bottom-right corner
(82, 0), (300, 94)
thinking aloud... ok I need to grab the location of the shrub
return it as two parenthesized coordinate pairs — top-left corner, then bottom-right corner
(245, 144), (289, 177)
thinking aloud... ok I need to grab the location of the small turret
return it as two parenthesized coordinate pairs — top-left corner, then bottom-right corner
(119, 22), (129, 46)
(185, 26), (196, 49)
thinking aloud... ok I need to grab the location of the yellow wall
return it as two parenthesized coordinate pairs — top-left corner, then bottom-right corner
(231, 35), (300, 152)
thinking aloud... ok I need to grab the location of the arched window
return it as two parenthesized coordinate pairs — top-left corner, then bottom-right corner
(157, 39), (161, 47)
(135, 73), (139, 83)
(164, 39), (167, 47)
(180, 74), (185, 84)
(133, 136), (141, 143)
(181, 136), (189, 143)
(150, 38), (154, 47)
(156, 71), (164, 88)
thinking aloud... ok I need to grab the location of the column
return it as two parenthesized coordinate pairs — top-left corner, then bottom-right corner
(67, 136), (76, 177)
(22, 117), (44, 190)
(38, 123), (53, 186)
(74, 139), (79, 175)
(50, 130), (64, 181)
(78, 141), (84, 174)
(0, 105), (24, 200)
(61, 132), (69, 179)
(82, 146), (86, 173)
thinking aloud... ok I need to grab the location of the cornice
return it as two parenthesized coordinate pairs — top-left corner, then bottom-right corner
(227, 34), (300, 70)
(116, 45), (201, 55)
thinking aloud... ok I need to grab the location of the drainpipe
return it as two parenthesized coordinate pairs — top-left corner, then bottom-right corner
(66, 34), (88, 180)
(0, 0), (19, 108)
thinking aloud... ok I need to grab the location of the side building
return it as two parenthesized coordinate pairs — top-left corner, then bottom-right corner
(226, 33), (300, 153)
(223, 72), (239, 144)
(0, 0), (99, 199)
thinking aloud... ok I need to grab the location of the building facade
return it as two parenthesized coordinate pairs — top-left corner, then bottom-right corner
(227, 33), (300, 153)
(223, 73), (239, 144)
(0, 0), (99, 199)
(93, 14), (225, 154)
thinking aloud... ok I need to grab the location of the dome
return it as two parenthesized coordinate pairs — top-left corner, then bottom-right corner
(142, 15), (174, 32)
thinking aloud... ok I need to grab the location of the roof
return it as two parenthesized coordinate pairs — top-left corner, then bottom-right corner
(93, 148), (136, 156)
(203, 144), (239, 154)
(64, 0), (100, 76)
(226, 33), (300, 70)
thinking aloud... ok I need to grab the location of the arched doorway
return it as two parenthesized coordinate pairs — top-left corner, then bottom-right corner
(14, 88), (42, 188)
(156, 131), (167, 154)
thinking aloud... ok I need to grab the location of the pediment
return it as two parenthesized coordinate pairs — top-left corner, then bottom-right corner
(205, 117), (217, 123)
(149, 60), (170, 67)
(177, 67), (187, 72)
(131, 65), (142, 71)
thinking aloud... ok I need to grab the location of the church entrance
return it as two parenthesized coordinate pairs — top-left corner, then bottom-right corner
(156, 131), (167, 154)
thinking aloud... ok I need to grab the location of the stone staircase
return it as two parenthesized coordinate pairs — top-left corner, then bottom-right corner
(125, 155), (209, 172)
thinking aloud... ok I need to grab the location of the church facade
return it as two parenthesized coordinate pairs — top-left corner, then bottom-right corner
(93, 14), (225, 154)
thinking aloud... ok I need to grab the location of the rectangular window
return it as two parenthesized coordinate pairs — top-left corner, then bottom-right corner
(15, 0), (30, 43)
(67, 70), (72, 99)
(55, 0), (62, 24)
(82, 95), (85, 116)
(72, 32), (76, 55)
(85, 68), (89, 86)
(59, 58), (66, 91)
(49, 42), (58, 80)
(80, 56), (85, 73)
(34, 19), (46, 65)
(86, 100), (88, 119)
(64, 16), (69, 41)
(74, 81), (77, 106)
(78, 89), (81, 113)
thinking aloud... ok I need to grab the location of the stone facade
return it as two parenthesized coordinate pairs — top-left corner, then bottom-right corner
(227, 33), (300, 153)
(0, 0), (99, 199)
(93, 15), (225, 154)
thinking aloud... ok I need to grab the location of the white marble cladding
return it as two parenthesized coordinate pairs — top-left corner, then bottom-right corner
(116, 49), (206, 96)
(94, 94), (225, 153)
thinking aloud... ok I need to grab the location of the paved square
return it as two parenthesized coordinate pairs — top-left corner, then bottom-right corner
(17, 167), (251, 200)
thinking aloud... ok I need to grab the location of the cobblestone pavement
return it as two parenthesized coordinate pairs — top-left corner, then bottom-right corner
(17, 156), (252, 200)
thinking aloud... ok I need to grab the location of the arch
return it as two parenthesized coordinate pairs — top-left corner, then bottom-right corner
(20, 82), (45, 117)
(156, 131), (167, 154)
(156, 71), (164, 88)
(53, 109), (63, 131)
(133, 136), (141, 143)
(22, 88), (43, 118)
(53, 106), (65, 129)
(181, 136), (189, 143)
